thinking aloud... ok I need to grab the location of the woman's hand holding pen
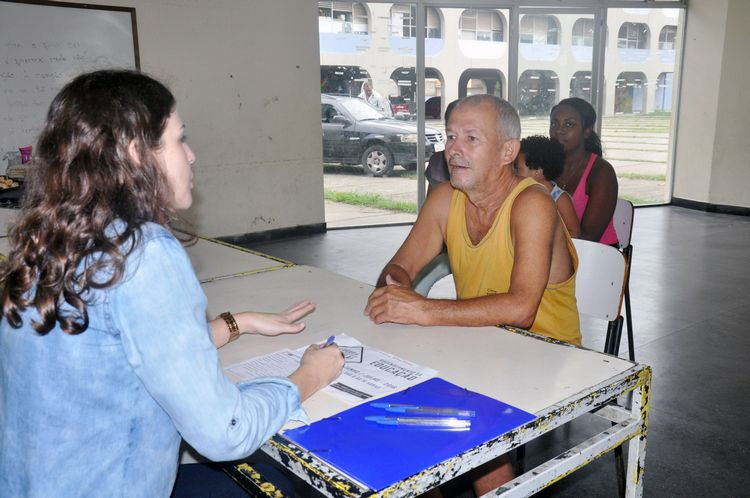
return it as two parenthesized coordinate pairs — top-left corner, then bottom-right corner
(212, 299), (343, 400)
(289, 341), (344, 402)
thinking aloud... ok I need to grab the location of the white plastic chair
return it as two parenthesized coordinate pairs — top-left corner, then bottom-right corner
(412, 253), (451, 297)
(572, 238), (628, 356)
(613, 198), (635, 361)
(572, 237), (630, 497)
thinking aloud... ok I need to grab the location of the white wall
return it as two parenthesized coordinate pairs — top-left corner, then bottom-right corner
(708, 0), (750, 208)
(673, 0), (750, 208)
(70, 0), (325, 237)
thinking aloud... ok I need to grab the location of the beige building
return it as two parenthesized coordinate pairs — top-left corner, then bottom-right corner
(319, 4), (680, 118)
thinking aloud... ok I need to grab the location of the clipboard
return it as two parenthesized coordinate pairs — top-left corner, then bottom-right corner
(283, 377), (536, 491)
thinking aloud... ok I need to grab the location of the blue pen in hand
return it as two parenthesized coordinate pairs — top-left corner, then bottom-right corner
(324, 335), (335, 347)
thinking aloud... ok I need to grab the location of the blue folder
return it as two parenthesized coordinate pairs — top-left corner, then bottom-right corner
(283, 377), (536, 491)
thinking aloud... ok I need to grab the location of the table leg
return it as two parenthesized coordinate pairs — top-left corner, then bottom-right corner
(625, 367), (651, 497)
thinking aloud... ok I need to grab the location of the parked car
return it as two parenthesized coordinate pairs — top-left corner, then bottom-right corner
(390, 101), (411, 120)
(321, 94), (444, 177)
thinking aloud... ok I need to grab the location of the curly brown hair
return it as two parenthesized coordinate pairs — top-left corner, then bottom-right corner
(520, 135), (566, 181)
(1, 70), (177, 335)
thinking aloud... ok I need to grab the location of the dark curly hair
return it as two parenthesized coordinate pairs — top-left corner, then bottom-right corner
(0, 70), (177, 335)
(550, 97), (603, 156)
(520, 135), (566, 182)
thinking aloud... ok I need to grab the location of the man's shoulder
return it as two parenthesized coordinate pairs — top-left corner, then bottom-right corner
(420, 181), (456, 225)
(513, 181), (557, 218)
(432, 181), (457, 204)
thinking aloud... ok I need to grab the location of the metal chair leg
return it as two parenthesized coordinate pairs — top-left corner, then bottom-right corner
(615, 444), (626, 498)
(624, 285), (635, 361)
(621, 245), (635, 361)
(604, 317), (624, 356)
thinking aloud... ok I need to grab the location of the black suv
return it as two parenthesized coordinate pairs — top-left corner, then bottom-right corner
(321, 94), (444, 177)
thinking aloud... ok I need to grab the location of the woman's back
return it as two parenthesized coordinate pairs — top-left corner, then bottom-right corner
(1, 70), (344, 497)
(1, 223), (189, 496)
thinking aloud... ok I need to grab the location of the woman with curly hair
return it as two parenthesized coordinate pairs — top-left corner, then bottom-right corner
(0, 70), (343, 496)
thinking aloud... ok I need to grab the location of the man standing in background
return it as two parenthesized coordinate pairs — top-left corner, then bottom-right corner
(358, 80), (392, 117)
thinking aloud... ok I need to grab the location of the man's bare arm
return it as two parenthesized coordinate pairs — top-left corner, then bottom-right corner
(374, 182), (452, 287)
(366, 187), (559, 328)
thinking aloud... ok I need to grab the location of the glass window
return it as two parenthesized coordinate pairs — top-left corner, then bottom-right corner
(318, 2), (368, 35)
(518, 70), (558, 116)
(520, 15), (559, 45)
(569, 71), (592, 102)
(426, 7), (441, 39)
(391, 4), (441, 39)
(617, 22), (649, 49)
(459, 9), (503, 42)
(604, 8), (681, 205)
(572, 18), (594, 47)
(614, 72), (647, 113)
(658, 25), (677, 50)
(655, 72), (674, 111)
(318, 3), (685, 227)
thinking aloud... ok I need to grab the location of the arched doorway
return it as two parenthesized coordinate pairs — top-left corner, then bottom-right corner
(457, 68), (504, 99)
(389, 67), (444, 119)
(615, 72), (647, 113)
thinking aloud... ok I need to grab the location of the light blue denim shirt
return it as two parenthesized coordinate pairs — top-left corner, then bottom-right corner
(0, 222), (307, 497)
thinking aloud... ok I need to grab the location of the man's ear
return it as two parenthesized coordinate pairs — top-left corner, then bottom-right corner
(501, 138), (521, 165)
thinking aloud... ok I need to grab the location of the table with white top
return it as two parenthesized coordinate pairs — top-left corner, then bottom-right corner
(185, 236), (291, 283)
(203, 265), (651, 497)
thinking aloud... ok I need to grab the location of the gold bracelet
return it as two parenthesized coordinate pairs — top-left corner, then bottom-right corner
(219, 312), (240, 342)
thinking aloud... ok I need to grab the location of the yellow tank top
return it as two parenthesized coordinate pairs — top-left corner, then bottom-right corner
(445, 177), (581, 345)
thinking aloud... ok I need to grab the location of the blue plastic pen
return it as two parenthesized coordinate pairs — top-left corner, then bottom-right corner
(370, 402), (476, 417)
(324, 335), (335, 347)
(365, 415), (471, 429)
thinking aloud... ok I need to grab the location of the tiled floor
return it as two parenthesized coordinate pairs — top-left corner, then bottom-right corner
(246, 206), (750, 497)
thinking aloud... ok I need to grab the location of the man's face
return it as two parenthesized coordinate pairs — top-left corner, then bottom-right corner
(363, 83), (372, 97)
(445, 102), (504, 192)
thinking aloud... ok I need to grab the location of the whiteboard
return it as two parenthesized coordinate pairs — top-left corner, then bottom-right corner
(0, 1), (138, 162)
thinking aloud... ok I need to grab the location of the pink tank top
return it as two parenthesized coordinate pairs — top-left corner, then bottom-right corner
(571, 153), (618, 245)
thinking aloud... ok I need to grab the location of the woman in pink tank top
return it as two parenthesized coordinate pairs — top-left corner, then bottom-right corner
(549, 98), (619, 245)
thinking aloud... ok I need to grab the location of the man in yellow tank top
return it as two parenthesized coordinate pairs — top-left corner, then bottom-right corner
(364, 95), (580, 495)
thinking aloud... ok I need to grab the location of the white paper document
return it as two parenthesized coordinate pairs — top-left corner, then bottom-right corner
(225, 349), (300, 381)
(223, 334), (437, 404)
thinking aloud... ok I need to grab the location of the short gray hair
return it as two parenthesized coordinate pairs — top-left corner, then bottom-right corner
(454, 95), (521, 140)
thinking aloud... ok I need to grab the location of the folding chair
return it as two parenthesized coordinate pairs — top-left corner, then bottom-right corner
(613, 198), (635, 361)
